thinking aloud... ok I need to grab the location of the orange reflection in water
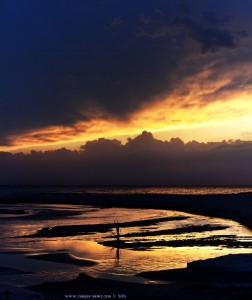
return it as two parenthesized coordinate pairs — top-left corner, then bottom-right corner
(41, 239), (252, 278)
(1, 203), (252, 279)
(42, 240), (110, 260)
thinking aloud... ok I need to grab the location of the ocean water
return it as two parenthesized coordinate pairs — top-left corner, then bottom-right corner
(1, 185), (252, 197)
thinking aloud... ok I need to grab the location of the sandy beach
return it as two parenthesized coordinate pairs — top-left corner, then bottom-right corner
(1, 191), (252, 230)
(1, 191), (252, 299)
(2, 0), (252, 299)
(27, 252), (98, 267)
(27, 254), (252, 300)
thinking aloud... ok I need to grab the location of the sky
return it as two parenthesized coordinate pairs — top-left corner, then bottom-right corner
(1, 0), (252, 153)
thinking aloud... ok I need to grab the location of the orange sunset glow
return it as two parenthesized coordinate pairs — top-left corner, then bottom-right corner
(1, 0), (252, 154)
(2, 2), (252, 300)
(2, 79), (252, 153)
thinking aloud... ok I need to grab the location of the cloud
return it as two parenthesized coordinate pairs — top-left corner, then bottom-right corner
(108, 17), (124, 29)
(81, 138), (122, 155)
(1, 131), (252, 185)
(203, 12), (232, 26)
(137, 15), (243, 53)
(3, 49), (252, 151)
(0, 0), (250, 147)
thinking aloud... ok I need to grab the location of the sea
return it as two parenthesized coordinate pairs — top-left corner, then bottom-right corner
(0, 186), (252, 290)
(2, 185), (252, 197)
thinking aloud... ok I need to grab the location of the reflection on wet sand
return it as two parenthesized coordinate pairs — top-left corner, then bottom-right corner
(28, 254), (252, 300)
(1, 203), (252, 291)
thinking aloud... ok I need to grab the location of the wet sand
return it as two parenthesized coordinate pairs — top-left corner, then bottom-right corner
(100, 236), (252, 249)
(0, 208), (28, 215)
(30, 216), (188, 238)
(27, 252), (98, 266)
(12, 209), (84, 220)
(28, 254), (252, 300)
(0, 266), (32, 275)
(136, 254), (252, 282)
(1, 192), (252, 299)
(2, 254), (252, 299)
(105, 224), (229, 238)
(1, 192), (252, 230)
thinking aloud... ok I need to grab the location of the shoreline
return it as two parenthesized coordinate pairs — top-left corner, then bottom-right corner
(1, 192), (252, 299)
(1, 192), (252, 230)
(27, 254), (252, 300)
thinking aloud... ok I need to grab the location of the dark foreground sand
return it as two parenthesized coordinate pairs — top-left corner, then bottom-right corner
(27, 254), (252, 300)
(0, 266), (32, 275)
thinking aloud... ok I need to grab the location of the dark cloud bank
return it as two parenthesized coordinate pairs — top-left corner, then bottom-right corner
(0, 0), (249, 145)
(1, 131), (252, 186)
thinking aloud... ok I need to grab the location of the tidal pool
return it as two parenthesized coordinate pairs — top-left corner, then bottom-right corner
(0, 203), (251, 287)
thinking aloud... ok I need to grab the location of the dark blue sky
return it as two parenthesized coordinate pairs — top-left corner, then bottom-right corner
(1, 0), (251, 148)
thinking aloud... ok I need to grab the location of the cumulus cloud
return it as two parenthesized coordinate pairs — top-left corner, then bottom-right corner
(1, 131), (252, 185)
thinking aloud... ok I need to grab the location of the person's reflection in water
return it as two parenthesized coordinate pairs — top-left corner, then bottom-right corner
(113, 220), (121, 267)
(114, 246), (120, 267)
